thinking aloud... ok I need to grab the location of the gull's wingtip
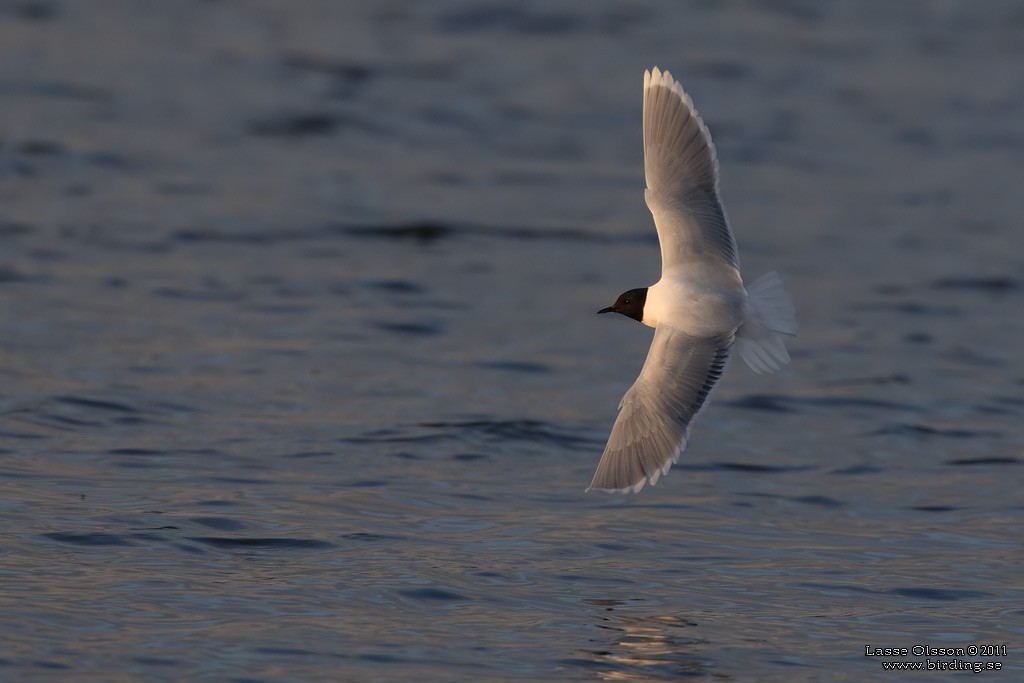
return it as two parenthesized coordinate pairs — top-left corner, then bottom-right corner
(586, 477), (649, 495)
(586, 474), (652, 495)
(644, 66), (659, 88)
(644, 66), (687, 101)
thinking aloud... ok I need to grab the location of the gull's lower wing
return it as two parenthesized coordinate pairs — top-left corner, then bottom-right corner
(643, 67), (738, 271)
(588, 326), (734, 493)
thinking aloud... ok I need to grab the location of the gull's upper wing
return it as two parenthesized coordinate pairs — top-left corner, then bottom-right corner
(644, 67), (738, 271)
(588, 326), (734, 493)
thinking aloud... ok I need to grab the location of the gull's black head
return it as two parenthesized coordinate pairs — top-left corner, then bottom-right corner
(598, 287), (648, 323)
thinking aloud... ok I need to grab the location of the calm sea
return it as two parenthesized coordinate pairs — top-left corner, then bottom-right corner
(1, 1), (1022, 681)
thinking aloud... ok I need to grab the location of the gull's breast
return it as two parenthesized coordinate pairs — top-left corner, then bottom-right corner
(643, 265), (746, 334)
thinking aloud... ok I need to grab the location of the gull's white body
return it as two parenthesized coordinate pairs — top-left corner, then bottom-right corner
(589, 67), (797, 494)
(643, 264), (745, 334)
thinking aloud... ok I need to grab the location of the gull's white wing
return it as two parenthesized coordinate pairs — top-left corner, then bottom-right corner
(644, 67), (738, 271)
(588, 326), (734, 493)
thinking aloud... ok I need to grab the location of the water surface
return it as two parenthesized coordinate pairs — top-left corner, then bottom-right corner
(2, 1), (1023, 681)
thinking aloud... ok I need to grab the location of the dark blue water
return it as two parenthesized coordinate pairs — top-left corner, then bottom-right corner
(2, 2), (1023, 681)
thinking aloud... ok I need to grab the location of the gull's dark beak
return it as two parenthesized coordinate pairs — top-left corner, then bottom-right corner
(597, 306), (615, 314)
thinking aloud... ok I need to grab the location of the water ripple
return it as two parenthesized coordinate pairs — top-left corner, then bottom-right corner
(187, 537), (335, 550)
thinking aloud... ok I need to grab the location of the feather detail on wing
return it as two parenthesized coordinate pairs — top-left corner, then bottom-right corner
(644, 67), (738, 271)
(588, 327), (734, 493)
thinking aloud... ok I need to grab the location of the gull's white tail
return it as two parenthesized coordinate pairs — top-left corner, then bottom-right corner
(735, 272), (797, 373)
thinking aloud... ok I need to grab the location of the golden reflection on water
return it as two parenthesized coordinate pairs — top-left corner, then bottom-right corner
(586, 601), (712, 681)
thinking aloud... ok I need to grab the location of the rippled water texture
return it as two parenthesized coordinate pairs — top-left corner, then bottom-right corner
(2, 1), (1023, 681)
